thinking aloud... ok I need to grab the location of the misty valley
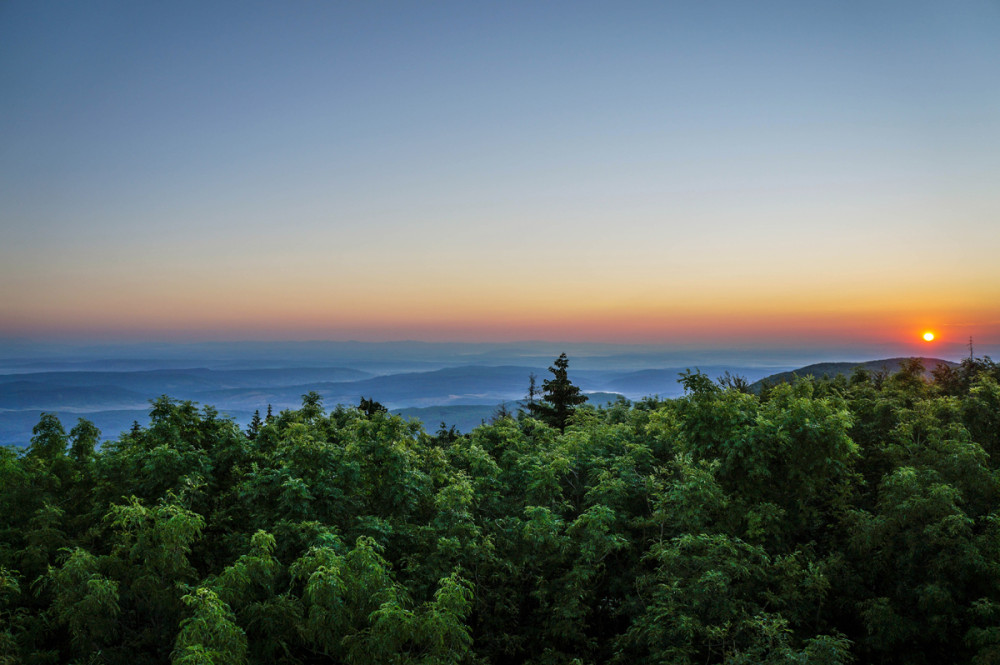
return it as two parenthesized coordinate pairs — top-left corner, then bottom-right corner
(0, 343), (807, 446)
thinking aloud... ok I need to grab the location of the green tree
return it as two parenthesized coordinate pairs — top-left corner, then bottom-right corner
(528, 353), (587, 431)
(68, 418), (100, 463)
(300, 392), (324, 422)
(359, 396), (387, 417)
(172, 587), (247, 665)
(28, 413), (68, 462)
(245, 410), (262, 441)
(45, 548), (121, 655)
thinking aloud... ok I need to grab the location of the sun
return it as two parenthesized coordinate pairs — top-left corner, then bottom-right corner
(923, 331), (935, 342)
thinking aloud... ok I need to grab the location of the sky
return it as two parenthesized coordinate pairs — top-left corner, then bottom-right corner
(2, 1), (999, 358)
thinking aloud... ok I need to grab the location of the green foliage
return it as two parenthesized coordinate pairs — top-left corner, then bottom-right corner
(621, 533), (846, 665)
(28, 413), (68, 461)
(45, 548), (121, 653)
(68, 418), (100, 463)
(1, 359), (998, 664)
(359, 395), (389, 417)
(173, 587), (247, 665)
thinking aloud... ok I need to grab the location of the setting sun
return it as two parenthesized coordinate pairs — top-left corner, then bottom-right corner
(923, 332), (935, 342)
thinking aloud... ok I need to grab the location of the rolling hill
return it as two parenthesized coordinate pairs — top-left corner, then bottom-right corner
(750, 357), (958, 392)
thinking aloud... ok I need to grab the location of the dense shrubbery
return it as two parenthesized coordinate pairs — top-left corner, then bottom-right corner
(2, 357), (999, 664)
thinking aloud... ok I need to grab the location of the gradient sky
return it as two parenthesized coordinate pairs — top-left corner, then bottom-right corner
(2, 1), (999, 355)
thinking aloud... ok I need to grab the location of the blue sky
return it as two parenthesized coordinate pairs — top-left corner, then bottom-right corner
(2, 1), (999, 355)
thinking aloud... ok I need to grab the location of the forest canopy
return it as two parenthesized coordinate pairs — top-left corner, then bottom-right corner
(2, 355), (1000, 665)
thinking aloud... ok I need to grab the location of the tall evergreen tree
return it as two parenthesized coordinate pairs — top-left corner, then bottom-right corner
(528, 353), (587, 431)
(526, 372), (539, 408)
(246, 410), (263, 440)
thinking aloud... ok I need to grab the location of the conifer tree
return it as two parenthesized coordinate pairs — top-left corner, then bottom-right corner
(247, 410), (263, 440)
(528, 353), (587, 431)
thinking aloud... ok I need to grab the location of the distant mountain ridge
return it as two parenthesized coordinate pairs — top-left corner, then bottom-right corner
(0, 381), (148, 410)
(0, 359), (797, 445)
(0, 367), (371, 390)
(750, 357), (959, 392)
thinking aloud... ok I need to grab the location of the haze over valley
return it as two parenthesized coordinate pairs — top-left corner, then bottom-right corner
(1, 340), (983, 445)
(0, 340), (807, 443)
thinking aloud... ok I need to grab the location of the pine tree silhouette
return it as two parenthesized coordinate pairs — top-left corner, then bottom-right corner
(247, 409), (263, 440)
(527, 353), (587, 431)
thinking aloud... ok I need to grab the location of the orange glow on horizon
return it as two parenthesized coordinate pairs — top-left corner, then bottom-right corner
(4, 261), (999, 347)
(6, 302), (1000, 351)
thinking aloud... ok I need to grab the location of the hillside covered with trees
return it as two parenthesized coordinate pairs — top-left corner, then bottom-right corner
(2, 355), (1000, 664)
